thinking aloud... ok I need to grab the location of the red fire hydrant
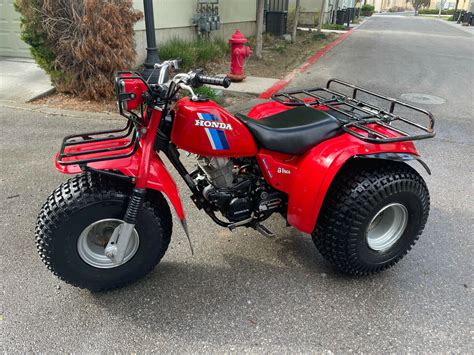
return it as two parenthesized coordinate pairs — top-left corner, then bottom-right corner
(228, 30), (251, 82)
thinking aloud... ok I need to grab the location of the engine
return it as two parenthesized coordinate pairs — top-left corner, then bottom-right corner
(194, 156), (284, 224)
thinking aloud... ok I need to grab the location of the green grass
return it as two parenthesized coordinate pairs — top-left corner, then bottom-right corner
(312, 33), (327, 40)
(273, 42), (287, 53)
(191, 85), (222, 103)
(321, 23), (347, 31)
(159, 38), (228, 71)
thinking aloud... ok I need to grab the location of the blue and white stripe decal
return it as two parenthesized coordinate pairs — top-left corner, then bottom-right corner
(197, 113), (230, 150)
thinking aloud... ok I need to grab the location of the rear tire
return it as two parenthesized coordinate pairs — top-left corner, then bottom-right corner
(35, 172), (172, 291)
(312, 160), (430, 275)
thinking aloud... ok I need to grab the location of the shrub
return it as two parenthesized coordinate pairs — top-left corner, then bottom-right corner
(361, 4), (375, 16)
(388, 6), (406, 12)
(159, 38), (228, 71)
(312, 13), (321, 27)
(286, 6), (310, 32)
(418, 9), (455, 15)
(15, 0), (142, 100)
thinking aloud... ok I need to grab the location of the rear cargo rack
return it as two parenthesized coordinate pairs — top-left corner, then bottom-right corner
(272, 79), (435, 144)
(57, 120), (140, 166)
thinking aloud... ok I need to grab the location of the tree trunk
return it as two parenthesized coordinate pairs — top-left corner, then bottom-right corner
(454, 0), (459, 12)
(255, 0), (265, 59)
(318, 0), (327, 33)
(292, 0), (301, 43)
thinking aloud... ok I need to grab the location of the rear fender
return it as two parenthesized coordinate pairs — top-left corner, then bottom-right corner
(285, 133), (421, 234)
(55, 151), (185, 220)
(354, 152), (431, 175)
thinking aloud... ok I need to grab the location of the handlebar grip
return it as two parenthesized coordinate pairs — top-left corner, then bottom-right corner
(196, 74), (232, 88)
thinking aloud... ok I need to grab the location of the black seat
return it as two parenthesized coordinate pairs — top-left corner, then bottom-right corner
(236, 106), (341, 155)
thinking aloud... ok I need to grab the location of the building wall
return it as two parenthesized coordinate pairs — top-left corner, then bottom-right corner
(383, 0), (413, 10)
(289, 0), (356, 25)
(427, 0), (473, 10)
(133, 0), (257, 63)
(1, 0), (257, 59)
(366, 0), (413, 12)
(288, 0), (322, 25)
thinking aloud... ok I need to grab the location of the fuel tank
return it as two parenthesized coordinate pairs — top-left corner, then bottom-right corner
(172, 97), (258, 157)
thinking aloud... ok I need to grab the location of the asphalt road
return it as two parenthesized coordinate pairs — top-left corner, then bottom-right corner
(1, 15), (473, 352)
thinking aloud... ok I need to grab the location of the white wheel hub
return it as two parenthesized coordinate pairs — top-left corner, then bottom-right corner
(77, 219), (139, 269)
(366, 203), (408, 252)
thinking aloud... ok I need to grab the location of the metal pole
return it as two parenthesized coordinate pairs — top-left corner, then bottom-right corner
(142, 0), (160, 81)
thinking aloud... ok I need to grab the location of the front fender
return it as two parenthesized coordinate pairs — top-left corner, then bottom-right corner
(55, 149), (185, 220)
(286, 133), (420, 234)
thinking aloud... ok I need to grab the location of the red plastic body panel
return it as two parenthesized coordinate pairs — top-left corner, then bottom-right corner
(55, 149), (184, 219)
(172, 97), (258, 157)
(55, 110), (185, 220)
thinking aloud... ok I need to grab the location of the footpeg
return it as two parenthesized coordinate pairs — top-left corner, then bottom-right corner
(255, 223), (275, 238)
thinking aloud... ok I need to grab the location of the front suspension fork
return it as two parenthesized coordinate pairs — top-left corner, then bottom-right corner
(105, 188), (146, 264)
(104, 108), (159, 264)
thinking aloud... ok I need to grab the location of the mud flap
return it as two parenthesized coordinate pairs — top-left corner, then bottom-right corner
(179, 219), (194, 255)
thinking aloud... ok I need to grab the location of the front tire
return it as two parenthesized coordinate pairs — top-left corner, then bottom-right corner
(312, 160), (430, 275)
(35, 172), (172, 291)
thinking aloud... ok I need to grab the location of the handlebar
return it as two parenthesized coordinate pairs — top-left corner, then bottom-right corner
(151, 69), (232, 102)
(195, 74), (232, 88)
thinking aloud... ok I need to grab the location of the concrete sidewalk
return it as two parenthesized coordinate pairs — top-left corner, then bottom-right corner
(0, 57), (276, 101)
(210, 76), (280, 96)
(0, 57), (54, 102)
(438, 18), (474, 35)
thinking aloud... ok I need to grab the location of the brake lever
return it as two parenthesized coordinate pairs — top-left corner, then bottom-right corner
(173, 58), (182, 70)
(178, 83), (198, 101)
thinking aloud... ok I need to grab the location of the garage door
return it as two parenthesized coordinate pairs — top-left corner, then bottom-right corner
(0, 0), (31, 57)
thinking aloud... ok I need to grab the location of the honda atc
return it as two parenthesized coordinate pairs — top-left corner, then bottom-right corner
(36, 60), (435, 291)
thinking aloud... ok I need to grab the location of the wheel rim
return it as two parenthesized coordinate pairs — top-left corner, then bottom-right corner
(77, 218), (139, 269)
(366, 203), (408, 252)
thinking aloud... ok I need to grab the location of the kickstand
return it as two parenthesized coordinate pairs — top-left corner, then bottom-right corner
(254, 223), (276, 238)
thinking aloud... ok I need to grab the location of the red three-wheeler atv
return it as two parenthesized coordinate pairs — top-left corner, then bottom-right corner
(36, 60), (435, 291)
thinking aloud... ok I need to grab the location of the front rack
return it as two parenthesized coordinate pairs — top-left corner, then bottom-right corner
(272, 79), (435, 144)
(57, 120), (140, 166)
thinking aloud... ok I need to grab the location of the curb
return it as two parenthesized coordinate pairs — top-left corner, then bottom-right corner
(26, 87), (56, 103)
(258, 28), (355, 99)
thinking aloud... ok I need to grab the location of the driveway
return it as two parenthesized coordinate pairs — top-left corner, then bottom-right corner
(0, 57), (53, 102)
(1, 16), (473, 352)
